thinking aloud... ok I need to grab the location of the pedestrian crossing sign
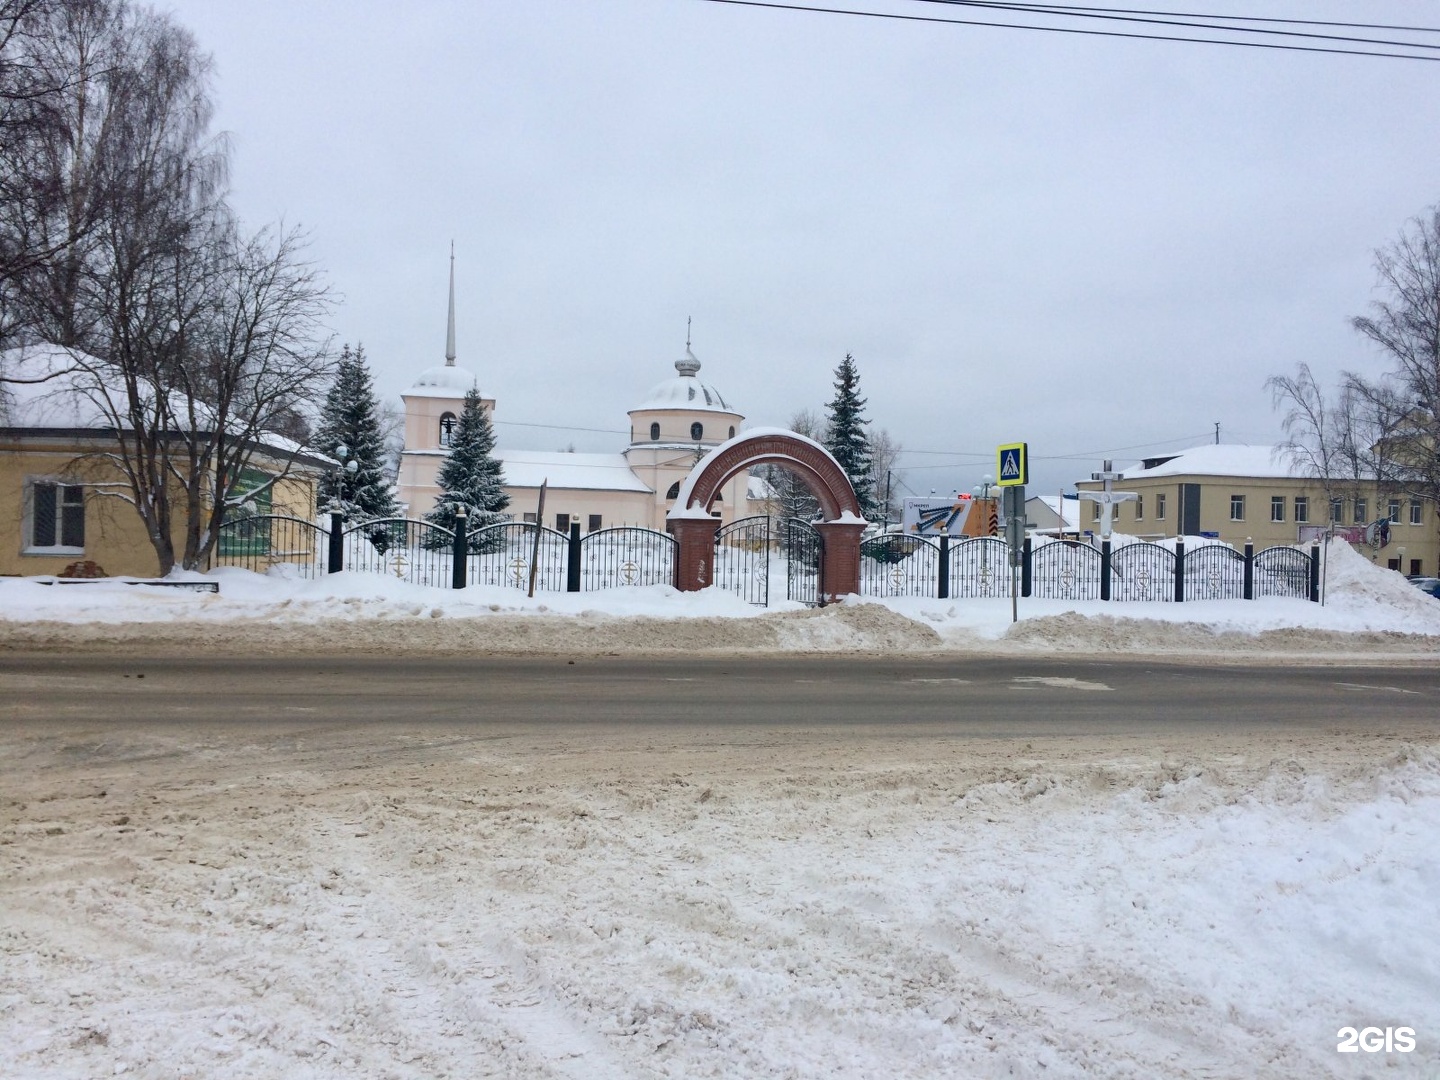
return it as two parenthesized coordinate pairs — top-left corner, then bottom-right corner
(996, 442), (1028, 486)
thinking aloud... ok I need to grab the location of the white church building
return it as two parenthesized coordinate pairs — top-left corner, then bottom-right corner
(396, 261), (764, 533)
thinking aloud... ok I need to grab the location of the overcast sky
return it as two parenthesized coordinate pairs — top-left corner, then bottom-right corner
(163, 0), (1440, 499)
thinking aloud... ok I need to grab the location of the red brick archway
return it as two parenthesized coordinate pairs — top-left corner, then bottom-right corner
(666, 429), (869, 603)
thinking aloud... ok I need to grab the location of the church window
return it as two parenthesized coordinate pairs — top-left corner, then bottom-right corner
(439, 412), (458, 448)
(665, 481), (681, 500)
(690, 422), (703, 440)
(588, 514), (602, 532)
(728, 426), (735, 439)
(650, 422), (660, 441)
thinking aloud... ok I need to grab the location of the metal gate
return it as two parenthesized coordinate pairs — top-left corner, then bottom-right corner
(341, 517), (454, 587)
(467, 522), (569, 591)
(949, 537), (1009, 598)
(780, 518), (824, 607)
(1030, 539), (1102, 600)
(214, 513), (328, 578)
(1110, 542), (1177, 602)
(579, 527), (676, 590)
(714, 515), (770, 605)
(859, 534), (939, 597)
(1184, 544), (1245, 600)
(1253, 546), (1311, 599)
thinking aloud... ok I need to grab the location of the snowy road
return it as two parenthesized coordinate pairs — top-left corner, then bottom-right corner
(2, 684), (1437, 1079)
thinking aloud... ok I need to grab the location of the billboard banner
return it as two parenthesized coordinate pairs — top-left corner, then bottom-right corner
(902, 495), (975, 537)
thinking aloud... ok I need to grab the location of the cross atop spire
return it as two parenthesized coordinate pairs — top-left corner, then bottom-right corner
(444, 242), (456, 367)
(676, 316), (700, 376)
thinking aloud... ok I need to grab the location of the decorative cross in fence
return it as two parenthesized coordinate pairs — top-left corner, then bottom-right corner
(1078, 460), (1139, 540)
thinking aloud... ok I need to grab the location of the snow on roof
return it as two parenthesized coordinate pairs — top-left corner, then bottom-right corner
(1098, 444), (1308, 482)
(404, 362), (481, 398)
(629, 350), (739, 416)
(1030, 494), (1085, 528)
(1, 344), (323, 462)
(747, 474), (777, 501)
(498, 450), (652, 493)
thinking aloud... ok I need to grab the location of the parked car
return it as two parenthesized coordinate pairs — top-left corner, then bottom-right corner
(1409, 576), (1440, 599)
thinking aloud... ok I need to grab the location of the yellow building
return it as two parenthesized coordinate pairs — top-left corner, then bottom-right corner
(2, 346), (325, 578)
(1074, 444), (1437, 576)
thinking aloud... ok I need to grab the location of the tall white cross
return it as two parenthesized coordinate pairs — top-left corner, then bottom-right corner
(1077, 460), (1138, 541)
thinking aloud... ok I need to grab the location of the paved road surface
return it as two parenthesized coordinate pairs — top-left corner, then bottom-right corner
(2, 653), (1435, 734)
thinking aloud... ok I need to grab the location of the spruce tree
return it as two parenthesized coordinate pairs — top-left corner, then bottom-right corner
(425, 386), (510, 551)
(314, 344), (398, 521)
(823, 353), (879, 520)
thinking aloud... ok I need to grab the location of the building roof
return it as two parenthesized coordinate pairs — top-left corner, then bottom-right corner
(629, 349), (739, 415)
(404, 362), (481, 399)
(1, 344), (324, 463)
(498, 450), (653, 493)
(1099, 444), (1308, 482)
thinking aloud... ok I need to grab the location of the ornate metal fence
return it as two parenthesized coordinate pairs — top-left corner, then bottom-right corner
(340, 518), (454, 587)
(1253, 546), (1312, 599)
(859, 534), (940, 597)
(214, 514), (328, 578)
(579, 527), (676, 590)
(1184, 544), (1246, 600)
(949, 537), (1010, 598)
(781, 518), (824, 606)
(467, 522), (569, 591)
(1030, 540), (1103, 600)
(714, 515), (770, 606)
(1110, 543), (1177, 602)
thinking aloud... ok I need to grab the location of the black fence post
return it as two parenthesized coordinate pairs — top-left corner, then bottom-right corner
(327, 509), (344, 574)
(938, 535), (950, 599)
(1242, 540), (1254, 601)
(1100, 539), (1112, 601)
(1021, 536), (1032, 597)
(451, 509), (468, 590)
(567, 521), (582, 592)
(1174, 539), (1186, 602)
(1309, 543), (1321, 602)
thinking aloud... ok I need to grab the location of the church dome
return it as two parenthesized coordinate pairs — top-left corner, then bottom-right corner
(630, 349), (737, 415)
(406, 362), (479, 398)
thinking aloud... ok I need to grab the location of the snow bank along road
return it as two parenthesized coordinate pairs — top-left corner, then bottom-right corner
(2, 653), (1438, 1078)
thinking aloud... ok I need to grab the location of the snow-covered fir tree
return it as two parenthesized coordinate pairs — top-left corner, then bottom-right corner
(823, 353), (879, 520)
(425, 386), (510, 551)
(314, 344), (398, 520)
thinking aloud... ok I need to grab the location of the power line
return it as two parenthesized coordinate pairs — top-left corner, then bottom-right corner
(914, 1), (1440, 52)
(919, 1), (1440, 36)
(693, 0), (1440, 61)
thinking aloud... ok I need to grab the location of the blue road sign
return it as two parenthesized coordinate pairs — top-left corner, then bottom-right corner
(996, 442), (1028, 486)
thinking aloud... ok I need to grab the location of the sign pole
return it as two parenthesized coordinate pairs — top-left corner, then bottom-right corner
(528, 479), (547, 598)
(996, 443), (1028, 624)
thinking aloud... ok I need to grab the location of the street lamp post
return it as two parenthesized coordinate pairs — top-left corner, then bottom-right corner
(332, 442), (359, 515)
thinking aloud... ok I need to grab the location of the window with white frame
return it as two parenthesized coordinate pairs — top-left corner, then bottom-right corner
(1353, 498), (1367, 524)
(1271, 495), (1285, 522)
(1294, 496), (1309, 523)
(1155, 493), (1166, 520)
(1230, 494), (1245, 521)
(1388, 498), (1401, 523)
(1411, 499), (1424, 526)
(26, 480), (85, 552)
(1091, 501), (1101, 522)
(1330, 497), (1344, 523)
(1134, 494), (1144, 520)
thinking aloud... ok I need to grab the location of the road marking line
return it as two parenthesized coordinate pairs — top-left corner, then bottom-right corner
(1011, 676), (1112, 692)
(1335, 682), (1421, 695)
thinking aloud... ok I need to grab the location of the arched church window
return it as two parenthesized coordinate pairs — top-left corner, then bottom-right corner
(690, 422), (704, 441)
(728, 426), (735, 439)
(650, 422), (660, 441)
(666, 481), (681, 500)
(439, 412), (458, 448)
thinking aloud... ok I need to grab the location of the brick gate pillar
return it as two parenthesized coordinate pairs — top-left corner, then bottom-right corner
(814, 519), (867, 604)
(668, 517), (718, 592)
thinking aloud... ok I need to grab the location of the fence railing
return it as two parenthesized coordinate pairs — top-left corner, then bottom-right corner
(216, 511), (1321, 602)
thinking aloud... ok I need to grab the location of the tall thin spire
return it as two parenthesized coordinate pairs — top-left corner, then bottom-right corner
(676, 315), (701, 377)
(444, 242), (456, 367)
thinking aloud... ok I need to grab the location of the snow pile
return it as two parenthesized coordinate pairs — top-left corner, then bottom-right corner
(2, 728), (1436, 1078)
(0, 539), (1436, 656)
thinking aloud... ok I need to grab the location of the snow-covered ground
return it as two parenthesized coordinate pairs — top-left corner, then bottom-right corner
(1, 540), (1439, 659)
(1, 723), (1435, 1079)
(2, 539), (1437, 1077)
